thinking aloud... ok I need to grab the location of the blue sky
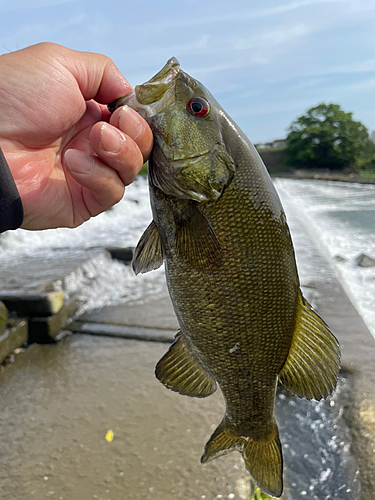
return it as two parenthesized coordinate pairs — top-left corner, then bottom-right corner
(1, 0), (375, 143)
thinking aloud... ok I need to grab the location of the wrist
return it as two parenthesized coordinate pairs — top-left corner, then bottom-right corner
(0, 147), (24, 233)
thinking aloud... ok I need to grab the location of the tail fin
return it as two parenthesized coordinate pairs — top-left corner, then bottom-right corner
(201, 418), (283, 498)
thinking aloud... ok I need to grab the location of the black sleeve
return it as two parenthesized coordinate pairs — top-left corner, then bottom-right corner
(0, 147), (23, 233)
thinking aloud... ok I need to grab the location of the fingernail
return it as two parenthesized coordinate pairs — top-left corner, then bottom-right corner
(99, 122), (126, 153)
(65, 149), (95, 174)
(118, 105), (145, 141)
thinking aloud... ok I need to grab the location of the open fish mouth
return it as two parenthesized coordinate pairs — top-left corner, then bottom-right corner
(108, 57), (180, 115)
(135, 57), (180, 106)
(144, 57), (180, 87)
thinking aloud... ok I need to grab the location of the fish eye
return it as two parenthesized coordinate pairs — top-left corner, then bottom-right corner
(187, 97), (210, 118)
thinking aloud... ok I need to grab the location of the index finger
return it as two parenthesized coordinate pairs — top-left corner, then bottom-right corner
(110, 105), (153, 161)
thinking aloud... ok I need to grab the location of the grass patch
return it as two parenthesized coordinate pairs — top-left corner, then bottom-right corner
(138, 162), (148, 176)
(250, 487), (278, 500)
(359, 169), (375, 180)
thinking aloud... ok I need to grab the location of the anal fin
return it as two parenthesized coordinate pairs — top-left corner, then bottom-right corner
(201, 418), (283, 498)
(279, 290), (341, 400)
(132, 220), (163, 275)
(155, 331), (216, 398)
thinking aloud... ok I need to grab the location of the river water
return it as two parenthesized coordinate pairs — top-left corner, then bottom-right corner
(0, 177), (168, 310)
(274, 178), (375, 340)
(1, 177), (374, 340)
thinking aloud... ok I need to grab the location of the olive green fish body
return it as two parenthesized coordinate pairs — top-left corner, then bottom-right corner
(109, 58), (340, 498)
(153, 143), (298, 435)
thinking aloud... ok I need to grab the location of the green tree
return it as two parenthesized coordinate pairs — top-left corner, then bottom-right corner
(286, 103), (375, 170)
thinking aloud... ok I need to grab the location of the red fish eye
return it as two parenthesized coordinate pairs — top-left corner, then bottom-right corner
(187, 97), (210, 117)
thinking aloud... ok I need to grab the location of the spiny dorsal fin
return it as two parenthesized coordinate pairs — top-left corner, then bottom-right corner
(279, 291), (341, 400)
(201, 418), (283, 498)
(132, 220), (163, 275)
(174, 204), (221, 271)
(155, 331), (217, 398)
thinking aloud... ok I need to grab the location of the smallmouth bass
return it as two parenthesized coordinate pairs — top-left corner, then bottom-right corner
(109, 58), (340, 498)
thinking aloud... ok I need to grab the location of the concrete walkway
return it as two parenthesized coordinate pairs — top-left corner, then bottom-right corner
(0, 334), (249, 500)
(0, 204), (374, 499)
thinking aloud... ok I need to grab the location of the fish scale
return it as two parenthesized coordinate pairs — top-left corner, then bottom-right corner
(109, 57), (340, 498)
(165, 172), (296, 431)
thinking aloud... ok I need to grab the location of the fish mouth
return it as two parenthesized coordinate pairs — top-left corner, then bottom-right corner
(108, 57), (180, 115)
(144, 57), (180, 87)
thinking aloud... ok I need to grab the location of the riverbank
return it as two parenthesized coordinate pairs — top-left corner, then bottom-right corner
(272, 168), (375, 184)
(256, 146), (375, 184)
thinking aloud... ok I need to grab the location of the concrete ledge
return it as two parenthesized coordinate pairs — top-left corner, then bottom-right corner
(0, 249), (112, 343)
(0, 249), (108, 318)
(0, 301), (7, 335)
(0, 289), (64, 317)
(28, 295), (82, 344)
(69, 321), (175, 343)
(0, 318), (27, 365)
(106, 246), (134, 264)
(344, 375), (375, 498)
(79, 295), (179, 331)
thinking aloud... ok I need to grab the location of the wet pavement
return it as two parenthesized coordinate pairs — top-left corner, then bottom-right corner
(0, 335), (249, 500)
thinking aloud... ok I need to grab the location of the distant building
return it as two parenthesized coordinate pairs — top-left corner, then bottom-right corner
(371, 131), (375, 144)
(272, 139), (286, 149)
(255, 139), (286, 150)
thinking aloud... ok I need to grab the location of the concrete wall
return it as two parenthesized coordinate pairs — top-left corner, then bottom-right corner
(257, 147), (290, 174)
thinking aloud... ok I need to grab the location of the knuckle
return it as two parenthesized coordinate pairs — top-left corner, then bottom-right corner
(112, 187), (125, 204)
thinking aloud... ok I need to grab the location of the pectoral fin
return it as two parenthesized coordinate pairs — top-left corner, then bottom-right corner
(155, 331), (217, 398)
(132, 220), (163, 275)
(279, 291), (341, 400)
(174, 204), (221, 271)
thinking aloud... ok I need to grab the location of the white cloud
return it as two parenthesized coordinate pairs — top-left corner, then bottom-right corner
(267, 59), (375, 84)
(289, 77), (330, 89)
(132, 0), (351, 30)
(0, 0), (74, 12)
(334, 76), (375, 92)
(232, 24), (312, 51)
(0, 12), (86, 53)
(133, 22), (315, 79)
(247, 0), (351, 19)
(126, 35), (211, 59)
(231, 97), (315, 117)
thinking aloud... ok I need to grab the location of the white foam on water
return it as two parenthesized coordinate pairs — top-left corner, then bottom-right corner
(0, 177), (168, 311)
(0, 176), (152, 255)
(274, 178), (375, 339)
(3, 175), (375, 334)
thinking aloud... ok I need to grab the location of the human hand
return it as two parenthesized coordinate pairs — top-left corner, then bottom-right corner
(0, 42), (153, 230)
